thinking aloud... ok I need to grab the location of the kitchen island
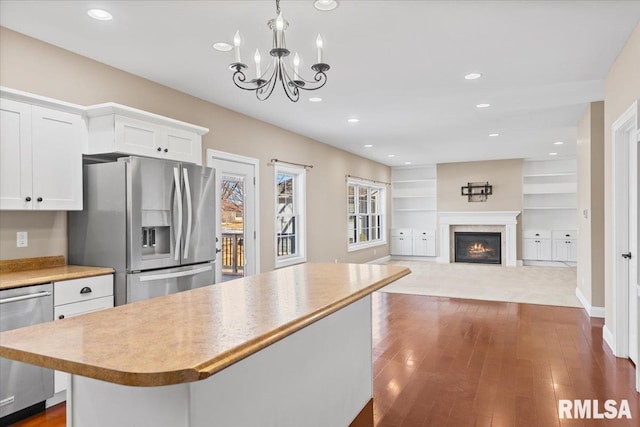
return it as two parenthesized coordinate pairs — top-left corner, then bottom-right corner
(0, 262), (410, 427)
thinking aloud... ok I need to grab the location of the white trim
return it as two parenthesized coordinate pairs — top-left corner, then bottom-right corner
(575, 287), (605, 318)
(391, 256), (438, 262)
(603, 325), (615, 353)
(523, 260), (576, 268)
(367, 255), (391, 264)
(437, 211), (520, 267)
(610, 101), (637, 358)
(207, 149), (261, 275)
(274, 164), (307, 269)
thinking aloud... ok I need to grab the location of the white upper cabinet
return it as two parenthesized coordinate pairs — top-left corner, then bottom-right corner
(0, 91), (85, 211)
(85, 104), (209, 165)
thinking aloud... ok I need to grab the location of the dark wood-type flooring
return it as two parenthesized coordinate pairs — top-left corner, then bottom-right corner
(9, 293), (640, 427)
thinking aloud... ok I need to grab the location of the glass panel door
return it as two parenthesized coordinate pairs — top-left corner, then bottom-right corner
(220, 174), (245, 282)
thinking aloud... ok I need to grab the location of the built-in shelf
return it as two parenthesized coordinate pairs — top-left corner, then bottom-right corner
(522, 158), (577, 237)
(392, 165), (437, 233)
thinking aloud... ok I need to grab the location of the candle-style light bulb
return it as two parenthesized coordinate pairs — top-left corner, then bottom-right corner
(254, 49), (262, 78)
(233, 30), (241, 63)
(276, 12), (284, 31)
(316, 34), (323, 64)
(275, 12), (284, 48)
(293, 53), (300, 77)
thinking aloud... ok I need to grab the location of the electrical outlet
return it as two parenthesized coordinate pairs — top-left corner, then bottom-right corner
(17, 231), (28, 248)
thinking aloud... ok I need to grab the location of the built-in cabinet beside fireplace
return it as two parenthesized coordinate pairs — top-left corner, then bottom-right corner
(522, 159), (577, 264)
(391, 165), (438, 258)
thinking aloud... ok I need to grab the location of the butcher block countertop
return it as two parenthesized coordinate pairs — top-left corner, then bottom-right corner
(0, 256), (113, 290)
(0, 263), (410, 387)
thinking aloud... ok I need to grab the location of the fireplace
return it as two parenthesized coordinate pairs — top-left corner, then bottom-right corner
(454, 232), (501, 264)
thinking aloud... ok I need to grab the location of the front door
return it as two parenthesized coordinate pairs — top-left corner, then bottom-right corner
(208, 151), (258, 283)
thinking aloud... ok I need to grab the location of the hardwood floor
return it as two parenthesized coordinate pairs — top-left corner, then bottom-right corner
(8, 293), (639, 427)
(371, 293), (638, 427)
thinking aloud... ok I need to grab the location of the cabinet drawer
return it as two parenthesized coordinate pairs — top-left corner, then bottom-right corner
(523, 230), (551, 239)
(552, 230), (577, 239)
(54, 275), (113, 306)
(54, 295), (113, 320)
(412, 229), (435, 238)
(391, 228), (412, 237)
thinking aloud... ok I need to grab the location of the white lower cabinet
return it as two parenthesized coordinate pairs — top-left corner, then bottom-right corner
(552, 230), (577, 262)
(53, 275), (113, 395)
(523, 238), (552, 261)
(391, 229), (413, 256)
(523, 229), (576, 262)
(412, 230), (436, 256)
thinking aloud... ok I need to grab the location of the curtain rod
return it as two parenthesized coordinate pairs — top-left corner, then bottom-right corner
(269, 158), (313, 169)
(345, 174), (390, 186)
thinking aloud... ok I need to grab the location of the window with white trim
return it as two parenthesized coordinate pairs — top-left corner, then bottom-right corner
(275, 164), (306, 268)
(347, 178), (386, 251)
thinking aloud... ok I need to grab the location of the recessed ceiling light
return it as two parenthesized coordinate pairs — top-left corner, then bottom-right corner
(87, 9), (113, 21)
(213, 42), (233, 52)
(465, 73), (482, 80)
(347, 118), (359, 123)
(364, 144), (373, 148)
(404, 162), (412, 165)
(387, 154), (395, 158)
(549, 152), (558, 156)
(309, 97), (323, 103)
(314, 0), (338, 11)
(554, 141), (564, 145)
(476, 103), (491, 108)
(489, 133), (499, 137)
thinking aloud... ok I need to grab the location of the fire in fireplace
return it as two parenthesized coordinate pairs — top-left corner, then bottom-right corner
(454, 232), (501, 264)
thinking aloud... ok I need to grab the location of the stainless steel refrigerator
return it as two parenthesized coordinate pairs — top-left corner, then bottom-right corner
(69, 156), (216, 305)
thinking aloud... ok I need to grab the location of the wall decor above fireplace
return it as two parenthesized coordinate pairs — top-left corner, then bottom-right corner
(461, 182), (492, 202)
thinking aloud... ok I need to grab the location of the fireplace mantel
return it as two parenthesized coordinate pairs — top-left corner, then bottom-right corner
(438, 211), (520, 266)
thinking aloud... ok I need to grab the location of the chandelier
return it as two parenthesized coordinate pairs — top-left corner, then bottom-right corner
(229, 0), (330, 102)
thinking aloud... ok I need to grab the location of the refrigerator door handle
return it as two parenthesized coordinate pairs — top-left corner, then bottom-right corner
(138, 265), (213, 282)
(183, 168), (193, 259)
(173, 167), (183, 261)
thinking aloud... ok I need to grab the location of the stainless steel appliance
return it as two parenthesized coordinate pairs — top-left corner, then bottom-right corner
(68, 156), (216, 305)
(0, 284), (54, 420)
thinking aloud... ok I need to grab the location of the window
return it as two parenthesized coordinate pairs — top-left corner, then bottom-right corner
(275, 164), (306, 268)
(347, 178), (386, 251)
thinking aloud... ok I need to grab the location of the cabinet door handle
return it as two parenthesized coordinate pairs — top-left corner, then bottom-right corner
(37, 197), (43, 202)
(157, 147), (162, 152)
(58, 314), (65, 320)
(164, 148), (168, 153)
(80, 286), (92, 294)
(25, 196), (31, 202)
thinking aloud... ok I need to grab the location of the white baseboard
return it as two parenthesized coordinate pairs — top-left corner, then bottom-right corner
(389, 256), (438, 262)
(575, 287), (605, 318)
(517, 260), (524, 266)
(603, 325), (615, 353)
(436, 257), (448, 263)
(368, 255), (391, 264)
(523, 260), (576, 268)
(46, 390), (66, 407)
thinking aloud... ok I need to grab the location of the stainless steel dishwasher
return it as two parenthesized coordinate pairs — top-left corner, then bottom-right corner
(0, 283), (54, 420)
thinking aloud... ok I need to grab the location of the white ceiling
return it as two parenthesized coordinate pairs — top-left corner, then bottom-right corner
(2, 1), (639, 166)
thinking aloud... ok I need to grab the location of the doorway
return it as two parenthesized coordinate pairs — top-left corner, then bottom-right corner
(611, 101), (639, 390)
(207, 150), (259, 283)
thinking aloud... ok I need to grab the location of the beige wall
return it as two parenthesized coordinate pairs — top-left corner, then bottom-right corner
(604, 23), (640, 332)
(0, 27), (390, 269)
(577, 102), (605, 308)
(436, 159), (523, 258)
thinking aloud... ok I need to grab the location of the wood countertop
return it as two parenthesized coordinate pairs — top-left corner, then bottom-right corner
(0, 263), (410, 387)
(0, 256), (113, 290)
